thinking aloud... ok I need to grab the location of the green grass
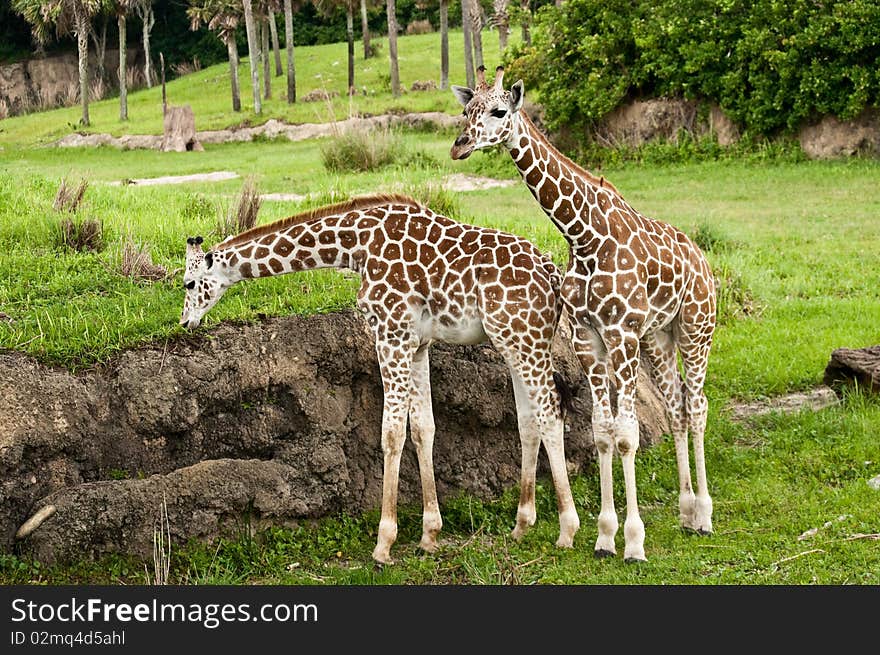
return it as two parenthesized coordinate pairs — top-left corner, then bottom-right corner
(1, 31), (879, 585)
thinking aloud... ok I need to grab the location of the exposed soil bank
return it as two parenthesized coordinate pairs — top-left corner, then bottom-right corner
(0, 311), (670, 563)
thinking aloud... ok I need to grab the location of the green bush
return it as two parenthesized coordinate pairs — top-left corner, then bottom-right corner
(508, 0), (880, 137)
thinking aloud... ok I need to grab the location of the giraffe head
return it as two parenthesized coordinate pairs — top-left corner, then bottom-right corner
(180, 236), (232, 329)
(450, 65), (524, 160)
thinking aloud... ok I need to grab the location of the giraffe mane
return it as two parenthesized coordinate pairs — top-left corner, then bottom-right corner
(520, 113), (620, 195)
(213, 193), (422, 250)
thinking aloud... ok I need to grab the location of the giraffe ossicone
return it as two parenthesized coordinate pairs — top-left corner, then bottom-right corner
(180, 194), (581, 563)
(451, 66), (718, 561)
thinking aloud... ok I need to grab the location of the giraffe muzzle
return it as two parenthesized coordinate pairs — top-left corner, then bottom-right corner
(450, 134), (474, 160)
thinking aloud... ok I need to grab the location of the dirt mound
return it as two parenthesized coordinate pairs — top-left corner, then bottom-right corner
(1, 311), (670, 563)
(799, 110), (880, 159)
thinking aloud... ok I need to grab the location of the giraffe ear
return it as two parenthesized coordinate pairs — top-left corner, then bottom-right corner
(451, 85), (474, 108)
(204, 252), (214, 269)
(509, 80), (525, 113)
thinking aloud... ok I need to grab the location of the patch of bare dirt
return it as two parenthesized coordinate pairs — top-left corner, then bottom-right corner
(441, 174), (517, 192)
(726, 386), (840, 423)
(108, 171), (240, 186)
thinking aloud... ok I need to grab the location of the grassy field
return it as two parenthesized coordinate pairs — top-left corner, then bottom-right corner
(0, 29), (504, 148)
(1, 31), (879, 585)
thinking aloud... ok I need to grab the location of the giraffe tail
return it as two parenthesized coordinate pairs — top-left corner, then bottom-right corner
(553, 371), (579, 416)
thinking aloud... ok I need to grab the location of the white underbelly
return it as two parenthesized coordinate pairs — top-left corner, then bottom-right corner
(418, 312), (488, 345)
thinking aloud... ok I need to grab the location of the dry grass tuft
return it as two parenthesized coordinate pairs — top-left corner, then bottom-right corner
(53, 177), (89, 213)
(120, 236), (168, 282)
(217, 177), (262, 238)
(57, 216), (104, 253)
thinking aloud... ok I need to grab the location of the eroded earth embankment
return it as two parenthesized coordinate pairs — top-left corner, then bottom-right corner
(0, 311), (669, 563)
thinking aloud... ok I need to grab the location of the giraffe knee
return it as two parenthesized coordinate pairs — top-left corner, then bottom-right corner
(592, 418), (615, 455)
(614, 415), (640, 456)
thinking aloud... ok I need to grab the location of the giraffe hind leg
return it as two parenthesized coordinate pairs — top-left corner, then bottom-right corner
(679, 328), (714, 535)
(641, 329), (697, 531)
(408, 346), (443, 553)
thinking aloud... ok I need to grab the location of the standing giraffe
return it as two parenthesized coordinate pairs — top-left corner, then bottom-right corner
(450, 67), (717, 562)
(179, 194), (581, 564)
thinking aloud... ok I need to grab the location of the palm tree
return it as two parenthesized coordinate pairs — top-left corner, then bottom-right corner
(89, 9), (109, 85)
(313, 0), (356, 95)
(187, 0), (242, 111)
(460, 0), (474, 88)
(439, 0), (448, 89)
(386, 0), (399, 96)
(260, 13), (271, 98)
(493, 0), (508, 51)
(283, 0), (295, 102)
(469, 0), (483, 69)
(242, 0), (262, 113)
(359, 0), (369, 58)
(114, 0), (134, 120)
(12, 0), (105, 126)
(268, 5), (282, 76)
(133, 0), (155, 87)
(520, 0), (530, 45)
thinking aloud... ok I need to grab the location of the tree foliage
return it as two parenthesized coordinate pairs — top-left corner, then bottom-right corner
(507, 0), (880, 136)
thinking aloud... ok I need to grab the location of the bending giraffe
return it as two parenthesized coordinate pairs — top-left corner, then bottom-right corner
(179, 194), (580, 564)
(450, 66), (717, 562)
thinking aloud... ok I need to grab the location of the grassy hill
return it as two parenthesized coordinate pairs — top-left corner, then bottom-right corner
(0, 30), (503, 148)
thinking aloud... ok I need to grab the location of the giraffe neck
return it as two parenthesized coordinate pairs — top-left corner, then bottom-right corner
(217, 214), (370, 282)
(507, 112), (617, 246)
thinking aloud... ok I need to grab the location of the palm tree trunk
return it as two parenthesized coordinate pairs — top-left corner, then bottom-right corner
(360, 0), (370, 59)
(242, 0), (262, 113)
(118, 13), (127, 121)
(470, 0), (483, 70)
(90, 15), (108, 86)
(269, 11), (282, 76)
(283, 0), (295, 103)
(75, 10), (90, 126)
(261, 18), (271, 99)
(520, 0), (531, 45)
(386, 0), (400, 96)
(494, 0), (508, 51)
(346, 3), (355, 94)
(142, 5), (155, 88)
(461, 0), (474, 88)
(226, 35), (241, 112)
(439, 0), (448, 89)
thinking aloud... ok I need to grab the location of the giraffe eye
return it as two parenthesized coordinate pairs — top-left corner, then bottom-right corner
(490, 108), (507, 118)
(184, 281), (196, 290)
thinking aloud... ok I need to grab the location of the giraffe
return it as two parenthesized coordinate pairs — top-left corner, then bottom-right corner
(450, 66), (717, 562)
(179, 194), (581, 564)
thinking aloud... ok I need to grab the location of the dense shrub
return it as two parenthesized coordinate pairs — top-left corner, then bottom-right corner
(507, 0), (880, 137)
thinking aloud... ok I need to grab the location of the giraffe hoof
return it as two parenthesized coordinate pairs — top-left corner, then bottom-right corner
(419, 538), (440, 554)
(594, 549), (615, 559)
(624, 556), (647, 564)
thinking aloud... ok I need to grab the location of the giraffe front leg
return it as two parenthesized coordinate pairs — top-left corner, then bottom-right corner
(408, 346), (443, 553)
(607, 332), (646, 562)
(371, 334), (416, 565)
(570, 324), (617, 557)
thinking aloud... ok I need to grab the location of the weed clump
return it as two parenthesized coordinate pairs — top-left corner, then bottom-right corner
(217, 177), (262, 239)
(320, 127), (402, 173)
(713, 261), (761, 325)
(403, 183), (461, 220)
(57, 216), (104, 252)
(53, 177), (88, 213)
(120, 236), (168, 282)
